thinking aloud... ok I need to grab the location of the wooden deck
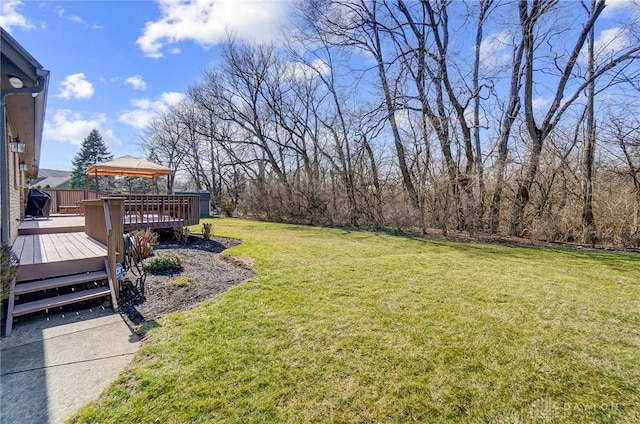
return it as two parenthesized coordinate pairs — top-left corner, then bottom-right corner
(18, 215), (85, 234)
(6, 202), (126, 335)
(11, 232), (108, 281)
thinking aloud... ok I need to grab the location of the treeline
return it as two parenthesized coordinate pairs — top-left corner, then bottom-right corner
(142, 0), (640, 247)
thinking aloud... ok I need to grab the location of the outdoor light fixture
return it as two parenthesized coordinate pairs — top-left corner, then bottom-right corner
(19, 161), (28, 172)
(8, 76), (24, 89)
(10, 136), (25, 153)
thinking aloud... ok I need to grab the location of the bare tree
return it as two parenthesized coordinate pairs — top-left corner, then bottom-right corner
(606, 112), (640, 236)
(510, 0), (639, 236)
(471, 0), (495, 221)
(140, 107), (190, 193)
(581, 0), (597, 245)
(488, 18), (526, 233)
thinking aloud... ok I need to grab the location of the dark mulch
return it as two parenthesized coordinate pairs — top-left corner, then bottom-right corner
(118, 235), (254, 329)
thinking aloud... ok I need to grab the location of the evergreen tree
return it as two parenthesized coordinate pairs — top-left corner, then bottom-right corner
(69, 129), (113, 190)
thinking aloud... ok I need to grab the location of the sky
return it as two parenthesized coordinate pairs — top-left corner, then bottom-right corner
(1, 0), (294, 171)
(1, 0), (637, 172)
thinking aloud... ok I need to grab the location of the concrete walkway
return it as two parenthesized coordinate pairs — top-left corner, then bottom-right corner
(1, 307), (141, 424)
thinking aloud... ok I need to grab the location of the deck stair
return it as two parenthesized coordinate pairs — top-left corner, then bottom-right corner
(12, 271), (110, 318)
(6, 265), (114, 335)
(6, 221), (119, 336)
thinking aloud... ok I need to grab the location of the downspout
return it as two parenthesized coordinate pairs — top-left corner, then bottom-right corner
(0, 74), (48, 245)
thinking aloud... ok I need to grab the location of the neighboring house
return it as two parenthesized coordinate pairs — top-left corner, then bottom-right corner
(0, 27), (50, 245)
(29, 168), (71, 189)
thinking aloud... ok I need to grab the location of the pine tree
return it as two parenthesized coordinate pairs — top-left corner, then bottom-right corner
(69, 129), (113, 190)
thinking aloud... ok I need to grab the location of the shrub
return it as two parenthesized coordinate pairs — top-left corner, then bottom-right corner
(222, 201), (236, 217)
(129, 228), (158, 259)
(619, 232), (640, 248)
(169, 276), (195, 287)
(202, 222), (213, 240)
(144, 253), (182, 274)
(173, 226), (190, 244)
(1, 243), (19, 301)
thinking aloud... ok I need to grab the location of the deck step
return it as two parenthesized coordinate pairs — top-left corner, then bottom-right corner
(14, 271), (108, 296)
(12, 287), (112, 317)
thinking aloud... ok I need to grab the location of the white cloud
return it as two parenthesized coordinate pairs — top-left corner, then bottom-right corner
(55, 6), (102, 29)
(44, 109), (121, 148)
(124, 75), (147, 91)
(480, 30), (515, 69)
(532, 97), (551, 110)
(56, 73), (95, 99)
(56, 7), (82, 23)
(594, 26), (633, 61)
(160, 92), (186, 105)
(0, 0), (35, 32)
(282, 59), (331, 81)
(137, 0), (291, 58)
(602, 0), (640, 17)
(118, 92), (186, 129)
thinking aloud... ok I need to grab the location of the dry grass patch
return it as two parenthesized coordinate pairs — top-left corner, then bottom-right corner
(168, 276), (195, 287)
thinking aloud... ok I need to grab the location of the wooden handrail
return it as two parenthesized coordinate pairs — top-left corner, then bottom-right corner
(83, 198), (124, 311)
(103, 199), (119, 311)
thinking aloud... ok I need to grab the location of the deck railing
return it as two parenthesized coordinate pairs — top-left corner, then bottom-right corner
(82, 198), (124, 264)
(120, 194), (200, 231)
(42, 190), (200, 229)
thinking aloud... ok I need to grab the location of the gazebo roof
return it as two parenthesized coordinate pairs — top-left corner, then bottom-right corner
(86, 155), (172, 178)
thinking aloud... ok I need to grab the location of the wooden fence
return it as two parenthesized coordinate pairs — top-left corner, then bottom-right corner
(41, 189), (98, 214)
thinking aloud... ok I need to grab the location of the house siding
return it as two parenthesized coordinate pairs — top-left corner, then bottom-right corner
(1, 128), (27, 245)
(9, 146), (22, 243)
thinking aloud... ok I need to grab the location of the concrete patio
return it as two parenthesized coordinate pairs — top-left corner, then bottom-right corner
(1, 307), (140, 424)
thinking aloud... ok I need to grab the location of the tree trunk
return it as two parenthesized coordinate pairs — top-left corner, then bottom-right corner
(489, 40), (524, 233)
(473, 1), (493, 224)
(509, 133), (543, 236)
(581, 0), (597, 246)
(369, 6), (423, 230)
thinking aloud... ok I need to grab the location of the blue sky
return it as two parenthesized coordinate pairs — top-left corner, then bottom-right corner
(1, 0), (637, 172)
(1, 0), (293, 171)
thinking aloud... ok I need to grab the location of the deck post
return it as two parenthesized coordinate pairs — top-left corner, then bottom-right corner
(103, 199), (119, 310)
(82, 197), (124, 311)
(4, 277), (17, 336)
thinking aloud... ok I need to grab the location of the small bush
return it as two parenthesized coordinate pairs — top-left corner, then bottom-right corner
(169, 276), (195, 287)
(619, 232), (640, 248)
(129, 229), (158, 259)
(202, 222), (213, 240)
(1, 243), (20, 301)
(173, 227), (190, 244)
(222, 201), (236, 217)
(145, 253), (182, 274)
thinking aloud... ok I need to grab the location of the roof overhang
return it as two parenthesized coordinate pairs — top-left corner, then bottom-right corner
(1, 27), (50, 180)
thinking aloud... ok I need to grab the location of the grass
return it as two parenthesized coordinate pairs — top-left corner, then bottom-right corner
(70, 218), (640, 423)
(168, 276), (195, 287)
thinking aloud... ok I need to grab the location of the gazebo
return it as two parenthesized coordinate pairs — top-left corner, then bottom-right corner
(85, 155), (173, 195)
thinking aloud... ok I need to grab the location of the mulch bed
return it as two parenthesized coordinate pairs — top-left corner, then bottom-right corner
(118, 235), (254, 329)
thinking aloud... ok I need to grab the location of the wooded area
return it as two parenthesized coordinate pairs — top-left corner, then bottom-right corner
(142, 0), (640, 247)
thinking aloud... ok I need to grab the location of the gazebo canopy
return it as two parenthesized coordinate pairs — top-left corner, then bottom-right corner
(86, 155), (172, 178)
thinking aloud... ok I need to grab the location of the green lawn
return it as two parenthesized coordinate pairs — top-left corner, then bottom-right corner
(71, 218), (640, 423)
